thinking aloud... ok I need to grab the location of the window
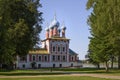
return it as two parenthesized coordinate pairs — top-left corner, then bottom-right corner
(71, 57), (73, 61)
(53, 64), (55, 68)
(58, 56), (60, 61)
(44, 56), (47, 61)
(39, 56), (41, 61)
(63, 47), (65, 52)
(22, 64), (25, 68)
(59, 64), (62, 68)
(71, 63), (73, 67)
(33, 56), (36, 61)
(58, 47), (60, 52)
(20, 56), (26, 61)
(52, 55), (55, 61)
(38, 64), (41, 68)
(53, 46), (55, 52)
(63, 56), (65, 61)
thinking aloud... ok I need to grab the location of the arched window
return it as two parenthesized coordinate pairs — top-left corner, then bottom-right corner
(59, 64), (62, 67)
(72, 56), (74, 61)
(58, 56), (60, 61)
(58, 47), (60, 52)
(71, 63), (73, 67)
(53, 64), (55, 68)
(53, 46), (55, 52)
(39, 56), (41, 61)
(33, 55), (36, 61)
(52, 55), (55, 61)
(63, 47), (65, 52)
(63, 56), (65, 61)
(22, 64), (25, 68)
(44, 56), (47, 61)
(38, 64), (41, 68)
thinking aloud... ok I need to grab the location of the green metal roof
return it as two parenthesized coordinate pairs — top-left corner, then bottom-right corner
(69, 49), (78, 55)
(29, 49), (49, 54)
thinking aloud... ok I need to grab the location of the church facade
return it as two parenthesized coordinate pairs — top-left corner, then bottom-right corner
(16, 16), (80, 69)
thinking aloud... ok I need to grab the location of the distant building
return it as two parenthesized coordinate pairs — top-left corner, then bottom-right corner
(16, 15), (80, 69)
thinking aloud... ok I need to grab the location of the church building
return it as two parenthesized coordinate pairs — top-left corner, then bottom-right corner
(16, 15), (80, 69)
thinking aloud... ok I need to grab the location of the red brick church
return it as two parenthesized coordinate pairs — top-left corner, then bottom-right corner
(16, 15), (80, 69)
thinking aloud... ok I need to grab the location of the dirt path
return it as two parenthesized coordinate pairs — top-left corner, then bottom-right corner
(71, 74), (120, 79)
(0, 73), (120, 79)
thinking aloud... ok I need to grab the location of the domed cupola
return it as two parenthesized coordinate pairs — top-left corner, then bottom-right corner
(49, 14), (59, 28)
(45, 26), (49, 31)
(61, 22), (66, 30)
(61, 22), (66, 38)
(45, 26), (49, 39)
(49, 21), (54, 29)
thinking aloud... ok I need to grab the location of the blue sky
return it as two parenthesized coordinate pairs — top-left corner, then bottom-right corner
(40, 0), (91, 60)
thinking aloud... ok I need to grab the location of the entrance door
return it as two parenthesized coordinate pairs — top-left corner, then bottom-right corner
(59, 64), (62, 68)
(71, 63), (73, 67)
(38, 64), (41, 68)
(53, 64), (55, 68)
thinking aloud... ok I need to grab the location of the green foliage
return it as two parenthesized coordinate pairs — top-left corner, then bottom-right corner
(0, 0), (42, 67)
(87, 0), (120, 70)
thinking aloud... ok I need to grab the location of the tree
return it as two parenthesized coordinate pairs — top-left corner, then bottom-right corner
(0, 0), (42, 68)
(88, 36), (112, 71)
(86, 0), (120, 71)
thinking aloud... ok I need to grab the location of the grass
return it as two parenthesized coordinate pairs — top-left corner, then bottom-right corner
(0, 72), (68, 76)
(0, 68), (120, 80)
(0, 76), (118, 80)
(51, 68), (120, 75)
(0, 68), (120, 76)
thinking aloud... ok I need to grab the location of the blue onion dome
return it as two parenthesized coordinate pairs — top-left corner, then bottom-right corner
(45, 23), (49, 31)
(61, 22), (66, 30)
(58, 27), (61, 32)
(49, 14), (60, 28)
(45, 27), (49, 31)
(49, 21), (54, 29)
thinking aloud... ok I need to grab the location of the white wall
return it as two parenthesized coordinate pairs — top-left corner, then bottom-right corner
(17, 61), (81, 69)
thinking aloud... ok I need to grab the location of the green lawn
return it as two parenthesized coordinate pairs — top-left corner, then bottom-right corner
(0, 68), (120, 76)
(0, 68), (120, 80)
(0, 76), (118, 80)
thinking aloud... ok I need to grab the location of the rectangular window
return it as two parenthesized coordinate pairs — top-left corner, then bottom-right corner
(39, 56), (41, 61)
(52, 55), (55, 61)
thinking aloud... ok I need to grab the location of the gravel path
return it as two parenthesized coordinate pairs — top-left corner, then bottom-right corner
(0, 73), (120, 79)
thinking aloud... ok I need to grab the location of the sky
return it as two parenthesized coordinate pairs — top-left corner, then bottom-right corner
(40, 0), (92, 60)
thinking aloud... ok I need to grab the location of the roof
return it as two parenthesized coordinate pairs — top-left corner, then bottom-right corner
(69, 49), (78, 55)
(51, 37), (69, 40)
(42, 37), (70, 42)
(29, 49), (49, 54)
(49, 14), (59, 28)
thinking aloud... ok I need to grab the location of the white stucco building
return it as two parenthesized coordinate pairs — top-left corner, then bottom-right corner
(16, 15), (80, 69)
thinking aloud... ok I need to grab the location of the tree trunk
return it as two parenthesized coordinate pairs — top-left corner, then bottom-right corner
(0, 64), (2, 69)
(111, 57), (114, 69)
(105, 61), (109, 72)
(97, 63), (100, 69)
(118, 55), (120, 69)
